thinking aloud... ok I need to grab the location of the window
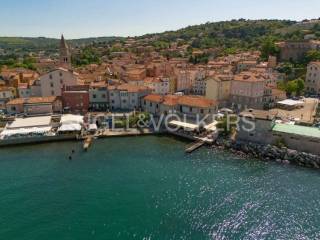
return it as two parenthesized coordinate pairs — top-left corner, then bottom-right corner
(50, 82), (54, 88)
(60, 79), (63, 84)
(189, 107), (193, 112)
(51, 90), (55, 96)
(150, 102), (152, 107)
(111, 100), (115, 104)
(49, 74), (52, 79)
(93, 94), (97, 99)
(102, 94), (106, 98)
(59, 72), (63, 77)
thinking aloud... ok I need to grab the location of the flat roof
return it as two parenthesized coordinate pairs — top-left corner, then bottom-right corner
(7, 116), (52, 129)
(239, 109), (276, 120)
(272, 124), (320, 139)
(277, 99), (304, 106)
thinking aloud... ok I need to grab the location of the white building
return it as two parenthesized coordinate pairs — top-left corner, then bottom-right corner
(39, 68), (78, 97)
(30, 80), (42, 97)
(89, 83), (109, 111)
(108, 84), (151, 111)
(144, 77), (170, 95)
(18, 84), (31, 98)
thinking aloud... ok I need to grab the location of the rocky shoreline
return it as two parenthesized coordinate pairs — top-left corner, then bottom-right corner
(214, 138), (320, 169)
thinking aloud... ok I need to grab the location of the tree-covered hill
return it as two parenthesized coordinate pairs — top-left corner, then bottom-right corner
(0, 36), (121, 50)
(138, 19), (320, 51)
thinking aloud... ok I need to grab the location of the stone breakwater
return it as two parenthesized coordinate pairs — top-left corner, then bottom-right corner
(215, 138), (320, 169)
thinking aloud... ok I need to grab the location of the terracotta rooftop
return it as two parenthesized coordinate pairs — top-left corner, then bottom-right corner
(109, 84), (149, 93)
(144, 94), (163, 103)
(90, 82), (108, 88)
(0, 87), (15, 91)
(144, 94), (216, 108)
(210, 75), (233, 82)
(126, 69), (146, 75)
(234, 73), (265, 82)
(310, 62), (320, 67)
(144, 77), (167, 83)
(163, 95), (179, 106)
(178, 95), (216, 108)
(7, 96), (58, 105)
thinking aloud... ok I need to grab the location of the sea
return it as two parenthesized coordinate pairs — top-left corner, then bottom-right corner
(0, 136), (319, 239)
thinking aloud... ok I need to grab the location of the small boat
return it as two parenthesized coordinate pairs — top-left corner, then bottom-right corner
(83, 137), (93, 151)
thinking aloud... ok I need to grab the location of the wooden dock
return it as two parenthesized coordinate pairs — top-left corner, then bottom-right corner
(185, 140), (205, 153)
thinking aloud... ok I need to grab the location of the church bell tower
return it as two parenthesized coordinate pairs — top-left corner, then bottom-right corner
(59, 34), (71, 69)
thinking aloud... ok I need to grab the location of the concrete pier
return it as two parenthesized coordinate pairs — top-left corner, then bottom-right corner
(185, 140), (205, 153)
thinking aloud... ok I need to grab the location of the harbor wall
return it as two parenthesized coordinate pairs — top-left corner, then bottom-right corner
(216, 138), (320, 169)
(0, 135), (77, 147)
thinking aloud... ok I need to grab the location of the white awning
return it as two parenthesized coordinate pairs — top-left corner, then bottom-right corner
(169, 120), (199, 130)
(7, 116), (52, 129)
(277, 99), (304, 106)
(0, 126), (52, 137)
(60, 114), (84, 125)
(88, 124), (98, 131)
(58, 123), (82, 132)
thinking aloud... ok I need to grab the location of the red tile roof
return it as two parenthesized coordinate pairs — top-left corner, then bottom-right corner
(109, 84), (150, 93)
(144, 94), (217, 108)
(7, 96), (58, 105)
(177, 95), (216, 108)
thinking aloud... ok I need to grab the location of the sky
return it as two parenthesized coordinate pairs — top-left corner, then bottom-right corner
(1, 0), (320, 39)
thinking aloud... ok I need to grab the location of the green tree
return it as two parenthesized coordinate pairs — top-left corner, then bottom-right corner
(284, 78), (305, 96)
(277, 62), (294, 76)
(305, 50), (320, 63)
(296, 78), (305, 96)
(261, 37), (279, 60)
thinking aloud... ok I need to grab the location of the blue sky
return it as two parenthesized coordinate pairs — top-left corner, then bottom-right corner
(1, 0), (320, 39)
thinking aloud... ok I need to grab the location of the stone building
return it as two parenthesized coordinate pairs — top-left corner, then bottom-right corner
(230, 73), (265, 110)
(206, 75), (233, 106)
(276, 40), (320, 62)
(306, 62), (320, 95)
(39, 68), (79, 97)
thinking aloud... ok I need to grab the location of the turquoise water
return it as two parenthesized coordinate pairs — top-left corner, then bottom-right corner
(0, 136), (320, 239)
